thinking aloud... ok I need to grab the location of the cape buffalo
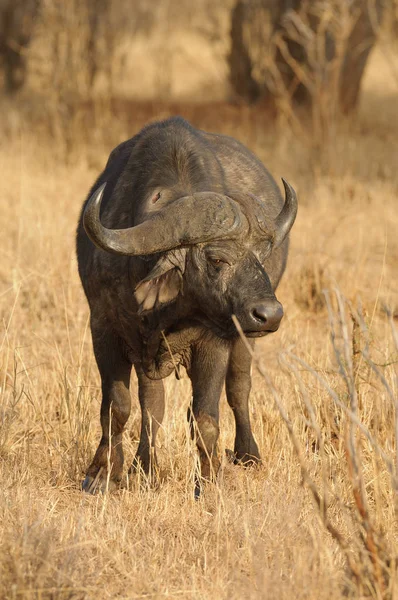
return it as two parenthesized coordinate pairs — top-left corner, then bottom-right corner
(76, 116), (297, 493)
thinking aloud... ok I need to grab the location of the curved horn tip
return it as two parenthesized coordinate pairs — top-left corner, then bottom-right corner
(281, 177), (298, 218)
(273, 177), (298, 248)
(281, 177), (296, 199)
(84, 182), (106, 221)
(83, 182), (107, 244)
(91, 181), (107, 206)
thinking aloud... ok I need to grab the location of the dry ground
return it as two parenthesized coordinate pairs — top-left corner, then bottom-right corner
(0, 49), (398, 599)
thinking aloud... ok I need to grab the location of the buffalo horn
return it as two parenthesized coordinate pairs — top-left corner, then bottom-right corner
(83, 183), (245, 256)
(273, 178), (298, 248)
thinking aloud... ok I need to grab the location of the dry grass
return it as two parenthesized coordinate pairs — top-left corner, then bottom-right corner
(0, 47), (398, 599)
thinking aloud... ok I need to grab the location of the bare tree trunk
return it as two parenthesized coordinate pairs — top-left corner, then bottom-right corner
(228, 0), (261, 102)
(0, 0), (39, 93)
(229, 0), (384, 114)
(339, 0), (383, 113)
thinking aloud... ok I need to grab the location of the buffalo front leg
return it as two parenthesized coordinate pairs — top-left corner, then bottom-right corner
(83, 326), (131, 494)
(130, 364), (165, 481)
(226, 337), (260, 465)
(188, 339), (229, 488)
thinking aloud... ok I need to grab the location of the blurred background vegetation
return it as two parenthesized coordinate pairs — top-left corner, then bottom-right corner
(0, 0), (397, 160)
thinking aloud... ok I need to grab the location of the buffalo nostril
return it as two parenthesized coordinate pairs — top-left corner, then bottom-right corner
(251, 302), (284, 331)
(252, 307), (268, 323)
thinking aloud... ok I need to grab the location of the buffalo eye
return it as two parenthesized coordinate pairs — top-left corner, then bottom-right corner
(208, 256), (228, 268)
(151, 191), (162, 204)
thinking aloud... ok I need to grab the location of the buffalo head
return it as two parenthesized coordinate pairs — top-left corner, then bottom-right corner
(83, 178), (297, 339)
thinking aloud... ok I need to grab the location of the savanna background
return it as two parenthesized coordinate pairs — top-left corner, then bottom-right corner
(0, 0), (398, 598)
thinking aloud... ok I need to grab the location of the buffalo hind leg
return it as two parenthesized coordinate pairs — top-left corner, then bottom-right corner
(83, 326), (131, 493)
(130, 364), (165, 483)
(188, 339), (229, 494)
(226, 337), (260, 465)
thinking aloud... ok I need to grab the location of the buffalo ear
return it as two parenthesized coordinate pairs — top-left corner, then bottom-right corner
(134, 249), (186, 313)
(135, 268), (182, 312)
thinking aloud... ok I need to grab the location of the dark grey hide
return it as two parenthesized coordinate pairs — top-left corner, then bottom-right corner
(76, 116), (297, 493)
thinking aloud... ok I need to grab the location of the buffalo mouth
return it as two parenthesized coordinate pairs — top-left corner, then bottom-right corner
(244, 330), (272, 338)
(195, 313), (279, 340)
(227, 326), (278, 340)
(244, 323), (281, 338)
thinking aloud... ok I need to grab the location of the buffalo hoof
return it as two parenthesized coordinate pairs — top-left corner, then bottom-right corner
(194, 453), (221, 500)
(194, 480), (202, 500)
(82, 468), (119, 494)
(193, 474), (215, 500)
(225, 448), (261, 467)
(128, 457), (162, 489)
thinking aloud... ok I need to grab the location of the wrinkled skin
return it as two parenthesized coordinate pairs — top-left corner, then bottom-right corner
(76, 116), (297, 493)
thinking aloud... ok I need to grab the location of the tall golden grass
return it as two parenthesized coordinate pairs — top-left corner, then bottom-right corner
(0, 47), (397, 598)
